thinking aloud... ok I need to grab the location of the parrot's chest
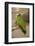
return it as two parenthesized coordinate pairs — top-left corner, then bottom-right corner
(16, 16), (26, 27)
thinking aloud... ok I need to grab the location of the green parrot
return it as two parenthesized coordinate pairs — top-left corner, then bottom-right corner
(16, 14), (28, 34)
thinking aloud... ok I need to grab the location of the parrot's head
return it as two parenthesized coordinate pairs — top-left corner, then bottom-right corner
(16, 13), (21, 18)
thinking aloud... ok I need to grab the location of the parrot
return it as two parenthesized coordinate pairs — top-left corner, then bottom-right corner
(16, 14), (28, 34)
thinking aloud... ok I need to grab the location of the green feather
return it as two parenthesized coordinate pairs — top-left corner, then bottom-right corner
(16, 14), (27, 34)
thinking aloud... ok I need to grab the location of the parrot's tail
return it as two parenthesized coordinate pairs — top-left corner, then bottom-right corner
(19, 25), (26, 34)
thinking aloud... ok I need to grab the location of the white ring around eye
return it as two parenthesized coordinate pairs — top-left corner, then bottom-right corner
(16, 14), (19, 16)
